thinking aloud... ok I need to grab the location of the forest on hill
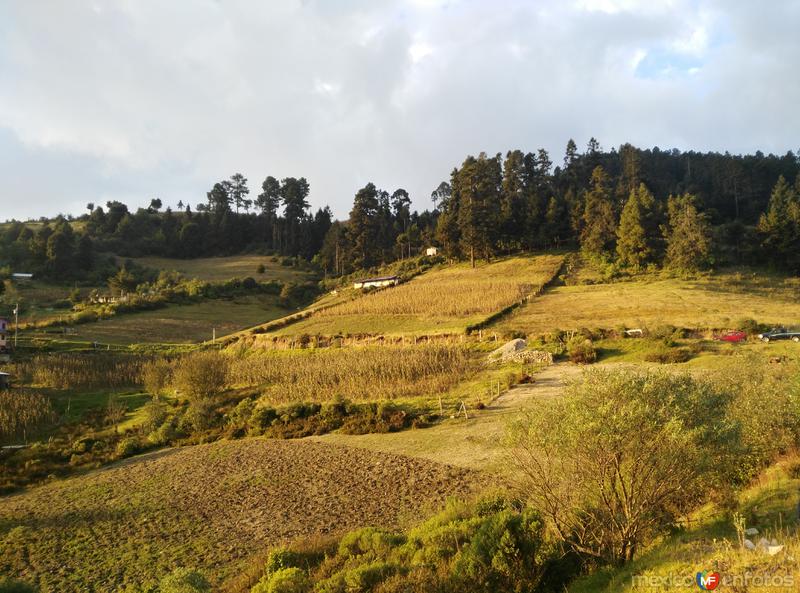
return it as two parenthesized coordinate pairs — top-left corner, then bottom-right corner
(1, 139), (799, 286)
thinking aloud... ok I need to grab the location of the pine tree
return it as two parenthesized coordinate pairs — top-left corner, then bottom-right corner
(758, 175), (800, 267)
(663, 194), (712, 272)
(616, 183), (656, 270)
(456, 153), (502, 267)
(348, 183), (381, 269)
(580, 166), (617, 258)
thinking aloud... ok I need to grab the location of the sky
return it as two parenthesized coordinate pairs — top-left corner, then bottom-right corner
(0, 0), (798, 221)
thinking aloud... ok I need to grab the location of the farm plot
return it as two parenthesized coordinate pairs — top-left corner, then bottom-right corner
(272, 254), (564, 337)
(128, 254), (314, 283)
(493, 269), (800, 336)
(229, 344), (479, 404)
(43, 295), (288, 344)
(0, 439), (486, 593)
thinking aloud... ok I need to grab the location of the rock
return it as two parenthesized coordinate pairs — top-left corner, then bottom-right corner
(745, 527), (759, 536)
(508, 350), (554, 364)
(744, 539), (756, 550)
(767, 545), (784, 556)
(488, 338), (527, 361)
(756, 537), (771, 550)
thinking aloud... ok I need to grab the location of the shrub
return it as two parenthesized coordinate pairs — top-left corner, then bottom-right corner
(182, 399), (218, 432)
(141, 400), (168, 434)
(142, 359), (172, 398)
(251, 567), (310, 593)
(338, 527), (403, 558)
(171, 352), (229, 401)
(567, 337), (596, 364)
(159, 568), (211, 593)
(510, 369), (737, 565)
(115, 437), (139, 459)
(257, 263), (266, 274)
(0, 578), (36, 593)
(344, 562), (395, 592)
(644, 346), (692, 364)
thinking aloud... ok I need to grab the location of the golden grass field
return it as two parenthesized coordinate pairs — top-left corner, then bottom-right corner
(272, 254), (564, 336)
(494, 269), (800, 335)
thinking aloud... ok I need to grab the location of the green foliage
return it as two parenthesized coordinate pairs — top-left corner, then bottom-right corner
(0, 577), (36, 593)
(511, 369), (738, 565)
(616, 183), (657, 269)
(171, 352), (228, 402)
(567, 337), (596, 364)
(663, 193), (713, 272)
(158, 568), (211, 593)
(580, 167), (617, 258)
(251, 567), (310, 593)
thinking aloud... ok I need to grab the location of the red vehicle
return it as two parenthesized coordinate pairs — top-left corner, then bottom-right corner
(714, 330), (747, 343)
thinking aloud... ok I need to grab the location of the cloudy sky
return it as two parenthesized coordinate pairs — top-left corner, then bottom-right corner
(1, 0), (798, 221)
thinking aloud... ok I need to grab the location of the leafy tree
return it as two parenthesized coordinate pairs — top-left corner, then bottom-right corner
(430, 180), (451, 211)
(664, 193), (713, 272)
(616, 183), (657, 269)
(108, 264), (137, 295)
(511, 369), (737, 565)
(580, 166), (617, 258)
(149, 198), (162, 212)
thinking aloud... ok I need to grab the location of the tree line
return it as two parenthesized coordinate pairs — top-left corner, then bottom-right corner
(1, 140), (799, 282)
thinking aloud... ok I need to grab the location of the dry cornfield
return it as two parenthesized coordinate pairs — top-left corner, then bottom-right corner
(228, 345), (478, 404)
(13, 354), (148, 390)
(317, 255), (564, 318)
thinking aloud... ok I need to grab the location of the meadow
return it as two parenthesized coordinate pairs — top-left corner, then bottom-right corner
(127, 254), (314, 283)
(271, 254), (564, 336)
(493, 267), (800, 336)
(0, 439), (485, 593)
(56, 295), (288, 344)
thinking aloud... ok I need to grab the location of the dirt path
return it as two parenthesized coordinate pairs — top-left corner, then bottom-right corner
(313, 363), (583, 475)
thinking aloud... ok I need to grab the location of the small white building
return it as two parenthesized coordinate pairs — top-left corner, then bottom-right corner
(11, 273), (33, 282)
(0, 372), (9, 389)
(353, 276), (399, 289)
(425, 246), (439, 256)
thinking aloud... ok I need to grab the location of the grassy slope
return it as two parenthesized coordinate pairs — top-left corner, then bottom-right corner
(127, 254), (314, 283)
(54, 295), (289, 344)
(569, 457), (800, 593)
(0, 439), (486, 593)
(270, 254), (564, 337)
(493, 265), (800, 336)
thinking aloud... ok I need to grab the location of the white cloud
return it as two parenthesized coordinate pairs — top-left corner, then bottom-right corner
(0, 0), (798, 221)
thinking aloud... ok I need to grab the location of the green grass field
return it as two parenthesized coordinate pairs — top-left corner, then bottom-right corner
(44, 295), (289, 344)
(128, 254), (315, 283)
(494, 267), (800, 336)
(269, 254), (564, 337)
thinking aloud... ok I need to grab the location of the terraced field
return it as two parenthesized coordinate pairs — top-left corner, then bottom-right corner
(0, 439), (486, 593)
(128, 254), (314, 283)
(493, 268), (800, 336)
(270, 254), (564, 337)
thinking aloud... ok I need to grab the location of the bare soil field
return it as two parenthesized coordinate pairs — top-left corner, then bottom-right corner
(0, 439), (486, 592)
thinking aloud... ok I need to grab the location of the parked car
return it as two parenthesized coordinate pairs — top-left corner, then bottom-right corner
(757, 327), (800, 342)
(714, 330), (747, 343)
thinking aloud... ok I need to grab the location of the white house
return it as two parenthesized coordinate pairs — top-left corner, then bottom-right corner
(12, 273), (33, 281)
(353, 276), (399, 289)
(0, 372), (9, 390)
(425, 246), (439, 256)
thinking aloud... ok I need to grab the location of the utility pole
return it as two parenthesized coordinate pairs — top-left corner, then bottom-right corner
(13, 303), (18, 348)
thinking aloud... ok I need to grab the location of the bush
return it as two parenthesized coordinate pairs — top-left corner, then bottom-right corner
(0, 578), (36, 593)
(171, 352), (229, 401)
(141, 400), (168, 434)
(159, 568), (211, 593)
(511, 369), (737, 565)
(567, 337), (596, 364)
(644, 346), (692, 364)
(115, 437), (139, 459)
(257, 263), (266, 274)
(142, 359), (172, 398)
(344, 562), (395, 592)
(251, 567), (310, 593)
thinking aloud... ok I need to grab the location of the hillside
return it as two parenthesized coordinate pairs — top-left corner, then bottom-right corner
(257, 254), (563, 338)
(0, 439), (486, 592)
